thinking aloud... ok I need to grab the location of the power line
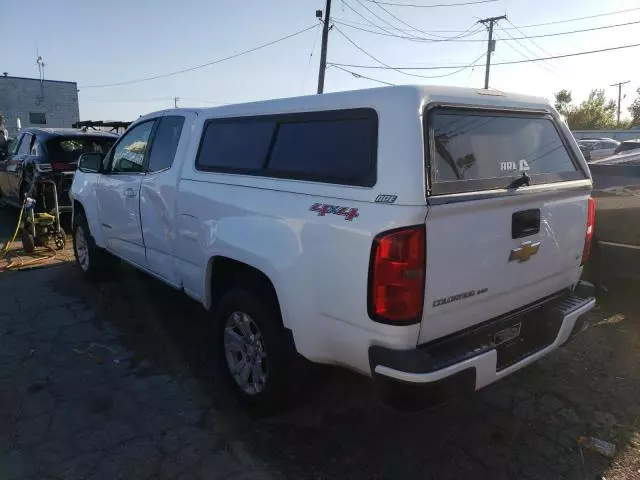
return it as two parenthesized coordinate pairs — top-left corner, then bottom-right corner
(494, 30), (559, 76)
(359, 0), (498, 8)
(333, 25), (405, 70)
(495, 33), (558, 75)
(80, 25), (317, 89)
(336, 5), (640, 33)
(332, 18), (455, 41)
(82, 97), (174, 102)
(352, 0), (407, 34)
(367, 0), (482, 39)
(332, 64), (396, 85)
(333, 17), (640, 42)
(180, 97), (231, 105)
(504, 18), (554, 58)
(333, 25), (484, 79)
(300, 23), (323, 94)
(341, 0), (398, 35)
(333, 16), (473, 33)
(413, 53), (485, 78)
(508, 6), (640, 30)
(333, 18), (488, 42)
(329, 41), (640, 69)
(499, 18), (640, 41)
(82, 96), (231, 105)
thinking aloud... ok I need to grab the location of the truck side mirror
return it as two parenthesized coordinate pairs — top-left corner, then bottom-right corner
(78, 153), (105, 173)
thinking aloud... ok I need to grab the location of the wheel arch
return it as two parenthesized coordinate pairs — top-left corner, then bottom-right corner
(206, 255), (284, 327)
(72, 198), (106, 248)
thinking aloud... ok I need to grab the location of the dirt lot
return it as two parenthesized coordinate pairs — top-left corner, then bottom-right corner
(1, 235), (639, 478)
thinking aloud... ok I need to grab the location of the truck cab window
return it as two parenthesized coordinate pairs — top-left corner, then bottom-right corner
(147, 116), (185, 172)
(110, 121), (155, 173)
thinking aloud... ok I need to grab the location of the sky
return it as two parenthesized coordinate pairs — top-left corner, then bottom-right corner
(2, 0), (640, 122)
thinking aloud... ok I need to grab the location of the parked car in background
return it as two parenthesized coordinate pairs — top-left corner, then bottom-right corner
(587, 150), (640, 281)
(578, 138), (619, 162)
(0, 128), (117, 210)
(71, 85), (595, 409)
(613, 139), (640, 155)
(578, 140), (597, 160)
(587, 139), (619, 161)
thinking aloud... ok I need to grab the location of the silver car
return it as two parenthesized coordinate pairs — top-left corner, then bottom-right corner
(578, 138), (620, 162)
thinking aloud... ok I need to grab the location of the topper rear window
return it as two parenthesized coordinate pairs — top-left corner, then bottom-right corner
(425, 108), (585, 195)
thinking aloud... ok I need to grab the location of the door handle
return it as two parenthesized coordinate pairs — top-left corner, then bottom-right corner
(512, 209), (540, 239)
(125, 188), (137, 198)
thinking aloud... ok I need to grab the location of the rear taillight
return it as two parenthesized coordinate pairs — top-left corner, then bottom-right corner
(369, 226), (425, 324)
(581, 197), (596, 265)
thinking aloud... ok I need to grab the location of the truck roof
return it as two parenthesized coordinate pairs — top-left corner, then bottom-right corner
(141, 85), (553, 121)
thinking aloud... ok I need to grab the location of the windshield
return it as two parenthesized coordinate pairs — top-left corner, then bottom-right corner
(427, 109), (585, 195)
(47, 136), (116, 163)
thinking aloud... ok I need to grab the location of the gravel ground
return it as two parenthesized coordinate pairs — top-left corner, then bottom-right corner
(0, 257), (639, 479)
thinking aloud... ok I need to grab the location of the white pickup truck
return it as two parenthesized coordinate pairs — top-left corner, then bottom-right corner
(71, 85), (596, 409)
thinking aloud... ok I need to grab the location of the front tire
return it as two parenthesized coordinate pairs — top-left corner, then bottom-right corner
(215, 289), (291, 411)
(72, 212), (117, 279)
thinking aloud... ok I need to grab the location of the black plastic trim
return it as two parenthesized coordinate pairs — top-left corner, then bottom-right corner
(376, 367), (476, 407)
(426, 179), (592, 205)
(512, 208), (541, 239)
(432, 172), (585, 196)
(369, 289), (570, 377)
(370, 344), (433, 374)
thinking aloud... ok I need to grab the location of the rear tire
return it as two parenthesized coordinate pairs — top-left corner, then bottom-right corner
(73, 211), (117, 279)
(215, 288), (291, 411)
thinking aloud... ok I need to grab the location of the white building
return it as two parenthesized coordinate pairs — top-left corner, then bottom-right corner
(0, 74), (80, 137)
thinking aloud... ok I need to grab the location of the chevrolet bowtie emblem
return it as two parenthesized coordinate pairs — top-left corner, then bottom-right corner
(509, 241), (541, 262)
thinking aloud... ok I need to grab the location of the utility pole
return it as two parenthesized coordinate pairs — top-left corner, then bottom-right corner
(174, 97), (179, 108)
(610, 81), (630, 127)
(316, 0), (332, 94)
(478, 15), (506, 89)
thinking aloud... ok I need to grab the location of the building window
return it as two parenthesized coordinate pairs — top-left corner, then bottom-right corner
(29, 112), (46, 124)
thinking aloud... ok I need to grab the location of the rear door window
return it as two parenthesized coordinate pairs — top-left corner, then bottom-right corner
(267, 117), (375, 185)
(427, 109), (584, 195)
(147, 116), (185, 172)
(196, 120), (275, 170)
(195, 108), (377, 186)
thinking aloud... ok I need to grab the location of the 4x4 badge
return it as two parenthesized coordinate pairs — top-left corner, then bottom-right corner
(309, 203), (359, 221)
(509, 241), (541, 262)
